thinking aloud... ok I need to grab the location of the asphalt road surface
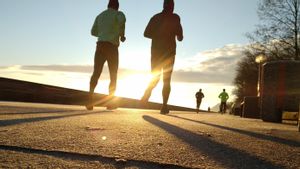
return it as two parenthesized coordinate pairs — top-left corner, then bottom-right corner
(0, 102), (299, 169)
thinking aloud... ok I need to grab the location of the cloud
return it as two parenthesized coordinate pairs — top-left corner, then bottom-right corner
(21, 65), (93, 73)
(178, 44), (244, 71)
(21, 65), (139, 74)
(175, 44), (245, 84)
(1, 44), (246, 85)
(0, 65), (145, 81)
(172, 70), (235, 84)
(0, 65), (22, 71)
(0, 66), (9, 69)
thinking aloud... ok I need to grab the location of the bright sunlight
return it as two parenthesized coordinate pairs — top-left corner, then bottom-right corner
(116, 73), (152, 99)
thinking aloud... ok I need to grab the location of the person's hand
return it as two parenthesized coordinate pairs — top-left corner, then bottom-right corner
(177, 35), (183, 41)
(120, 36), (126, 42)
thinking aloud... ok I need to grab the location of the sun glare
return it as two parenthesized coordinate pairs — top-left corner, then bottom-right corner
(116, 73), (152, 99)
(0, 66), (234, 109)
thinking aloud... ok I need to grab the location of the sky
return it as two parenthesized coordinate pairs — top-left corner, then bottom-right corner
(0, 0), (261, 109)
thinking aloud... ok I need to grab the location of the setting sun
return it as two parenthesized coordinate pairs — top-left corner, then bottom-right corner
(116, 73), (152, 99)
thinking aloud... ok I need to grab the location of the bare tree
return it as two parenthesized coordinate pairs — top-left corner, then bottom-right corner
(233, 0), (300, 102)
(233, 48), (259, 103)
(248, 0), (300, 60)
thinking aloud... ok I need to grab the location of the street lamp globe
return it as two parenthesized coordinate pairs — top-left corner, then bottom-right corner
(255, 54), (266, 63)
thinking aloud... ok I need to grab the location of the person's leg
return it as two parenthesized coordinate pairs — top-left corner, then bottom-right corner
(141, 70), (161, 102)
(106, 44), (119, 97)
(141, 52), (162, 102)
(219, 102), (223, 112)
(161, 56), (175, 114)
(87, 42), (106, 110)
(198, 100), (202, 113)
(199, 100), (202, 109)
(220, 102), (225, 113)
(162, 56), (175, 105)
(223, 101), (227, 113)
(105, 43), (119, 110)
(196, 100), (200, 109)
(196, 100), (200, 113)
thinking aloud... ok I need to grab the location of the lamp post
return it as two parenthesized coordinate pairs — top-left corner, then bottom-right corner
(255, 54), (266, 97)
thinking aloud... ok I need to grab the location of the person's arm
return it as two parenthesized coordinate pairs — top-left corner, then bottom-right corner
(144, 17), (155, 39)
(218, 93), (221, 98)
(176, 15), (183, 41)
(91, 16), (99, 37)
(118, 12), (126, 42)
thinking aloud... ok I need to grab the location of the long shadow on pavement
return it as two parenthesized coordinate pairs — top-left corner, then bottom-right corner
(0, 111), (108, 127)
(143, 115), (284, 169)
(0, 145), (190, 169)
(0, 110), (79, 115)
(168, 115), (300, 147)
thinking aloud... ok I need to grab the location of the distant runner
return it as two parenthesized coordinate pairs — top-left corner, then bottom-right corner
(218, 89), (229, 114)
(195, 89), (204, 113)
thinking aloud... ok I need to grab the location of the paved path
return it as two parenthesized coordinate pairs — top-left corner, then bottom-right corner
(0, 102), (299, 169)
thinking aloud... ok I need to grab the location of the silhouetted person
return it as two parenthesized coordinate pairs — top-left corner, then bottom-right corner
(141, 0), (183, 114)
(218, 89), (229, 113)
(86, 0), (126, 110)
(195, 89), (204, 113)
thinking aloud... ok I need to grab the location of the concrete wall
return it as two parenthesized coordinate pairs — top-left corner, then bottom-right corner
(261, 61), (300, 123)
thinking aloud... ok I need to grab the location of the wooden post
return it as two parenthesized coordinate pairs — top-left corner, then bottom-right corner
(298, 102), (300, 132)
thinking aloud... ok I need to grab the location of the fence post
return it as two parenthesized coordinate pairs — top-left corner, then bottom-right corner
(298, 102), (300, 132)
